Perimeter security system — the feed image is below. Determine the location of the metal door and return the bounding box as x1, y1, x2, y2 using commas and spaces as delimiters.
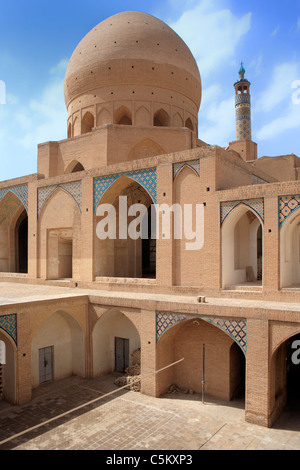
115, 337, 129, 372
39, 346, 53, 383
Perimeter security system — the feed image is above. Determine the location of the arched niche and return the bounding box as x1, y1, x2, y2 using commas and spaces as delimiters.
222, 204, 263, 289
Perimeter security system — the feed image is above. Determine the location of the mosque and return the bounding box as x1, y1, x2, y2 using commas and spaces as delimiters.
0, 10, 300, 428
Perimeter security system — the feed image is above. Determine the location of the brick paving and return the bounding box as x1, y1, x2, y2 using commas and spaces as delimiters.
0, 374, 300, 450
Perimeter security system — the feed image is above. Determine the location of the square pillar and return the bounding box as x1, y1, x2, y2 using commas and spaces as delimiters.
16, 313, 32, 405
140, 309, 157, 397
245, 318, 271, 427
262, 195, 279, 292
80, 175, 94, 283
27, 181, 38, 278
155, 163, 174, 287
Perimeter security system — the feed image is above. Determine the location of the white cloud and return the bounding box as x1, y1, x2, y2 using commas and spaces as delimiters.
255, 62, 300, 141
0, 59, 68, 178
169, 0, 252, 81
15, 61, 68, 149
256, 102, 300, 141
255, 61, 300, 113
198, 85, 235, 145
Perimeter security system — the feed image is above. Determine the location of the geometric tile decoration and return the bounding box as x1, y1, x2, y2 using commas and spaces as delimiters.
0, 184, 28, 213
156, 311, 189, 340
235, 90, 251, 141
173, 159, 200, 181
156, 311, 247, 354
221, 198, 264, 226
0, 314, 17, 345
199, 316, 247, 354
278, 195, 300, 229
93, 167, 157, 212
38, 181, 82, 217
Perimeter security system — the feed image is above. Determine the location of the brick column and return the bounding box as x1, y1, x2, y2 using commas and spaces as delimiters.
155, 163, 174, 287
27, 181, 38, 278
140, 309, 157, 397
16, 313, 32, 405
245, 317, 271, 427
262, 195, 279, 292
80, 175, 94, 283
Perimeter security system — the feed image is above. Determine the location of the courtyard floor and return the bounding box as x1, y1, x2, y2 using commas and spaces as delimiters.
0, 373, 300, 451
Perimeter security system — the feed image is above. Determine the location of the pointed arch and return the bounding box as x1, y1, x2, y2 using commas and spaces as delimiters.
114, 106, 132, 125
221, 203, 263, 288
65, 160, 85, 174
92, 308, 141, 376
0, 328, 17, 404
97, 107, 111, 127
30, 310, 85, 389
38, 183, 82, 218
135, 105, 151, 126
185, 117, 194, 131
127, 139, 165, 161
173, 112, 184, 128
156, 316, 246, 401
153, 108, 170, 127
81, 111, 94, 134
0, 192, 28, 273
94, 175, 156, 279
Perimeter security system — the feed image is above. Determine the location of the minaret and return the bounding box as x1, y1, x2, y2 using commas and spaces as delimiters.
229, 63, 257, 161
234, 63, 251, 141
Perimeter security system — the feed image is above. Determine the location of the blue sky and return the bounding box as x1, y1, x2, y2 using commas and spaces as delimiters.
0, 0, 299, 180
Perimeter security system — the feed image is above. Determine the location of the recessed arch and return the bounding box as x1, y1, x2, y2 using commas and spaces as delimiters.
271, 330, 300, 422
153, 108, 170, 127
222, 204, 263, 288
65, 160, 85, 174
172, 112, 183, 128
135, 105, 151, 126
92, 308, 141, 377
38, 185, 81, 219
94, 175, 156, 279
185, 117, 194, 131
0, 329, 17, 404
156, 317, 245, 402
30, 310, 85, 389
127, 139, 165, 161
114, 106, 132, 125
97, 107, 111, 127
0, 193, 28, 273
81, 111, 94, 134
37, 187, 81, 280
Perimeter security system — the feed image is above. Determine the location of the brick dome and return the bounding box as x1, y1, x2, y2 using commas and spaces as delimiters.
64, 11, 201, 136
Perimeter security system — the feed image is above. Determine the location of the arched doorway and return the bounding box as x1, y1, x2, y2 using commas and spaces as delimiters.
271, 332, 300, 420
0, 193, 28, 274
15, 209, 28, 273
156, 318, 246, 404
0, 330, 17, 404
94, 176, 156, 279
222, 204, 263, 288
92, 309, 140, 377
